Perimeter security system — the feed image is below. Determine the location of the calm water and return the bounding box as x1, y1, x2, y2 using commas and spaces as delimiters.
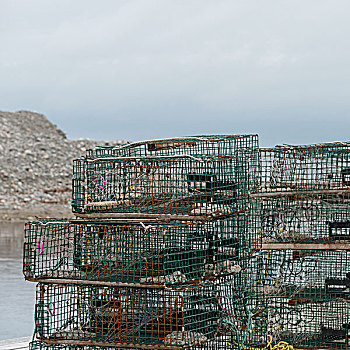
0, 221, 35, 340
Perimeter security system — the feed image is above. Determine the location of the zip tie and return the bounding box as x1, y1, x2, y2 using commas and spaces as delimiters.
218, 296, 230, 311
37, 241, 44, 255
48, 302, 55, 316
140, 222, 155, 232
96, 175, 106, 189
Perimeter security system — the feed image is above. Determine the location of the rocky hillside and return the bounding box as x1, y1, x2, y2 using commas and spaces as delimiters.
0, 110, 126, 220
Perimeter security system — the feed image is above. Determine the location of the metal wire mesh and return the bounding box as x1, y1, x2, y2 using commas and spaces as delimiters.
86, 135, 259, 158
249, 194, 350, 245
260, 296, 350, 349
256, 146, 350, 195
35, 282, 220, 349
72, 153, 258, 217
27, 135, 260, 349
23, 218, 247, 285
248, 144, 350, 249
260, 249, 350, 300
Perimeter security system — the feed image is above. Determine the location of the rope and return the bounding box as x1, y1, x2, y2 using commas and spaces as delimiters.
228, 334, 300, 350
266, 335, 295, 350
221, 310, 253, 350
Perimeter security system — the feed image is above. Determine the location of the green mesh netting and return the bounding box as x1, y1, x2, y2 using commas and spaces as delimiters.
72, 152, 258, 217
23, 217, 248, 285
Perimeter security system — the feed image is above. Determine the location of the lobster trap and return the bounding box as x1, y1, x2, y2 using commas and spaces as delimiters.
256, 145, 350, 195
260, 249, 350, 301
249, 144, 350, 247
72, 153, 258, 217
35, 282, 220, 349
250, 194, 350, 246
23, 218, 247, 285
86, 135, 259, 158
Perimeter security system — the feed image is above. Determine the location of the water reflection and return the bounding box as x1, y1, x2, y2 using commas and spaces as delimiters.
0, 221, 35, 340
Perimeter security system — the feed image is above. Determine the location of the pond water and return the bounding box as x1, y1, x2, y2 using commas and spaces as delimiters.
0, 221, 35, 340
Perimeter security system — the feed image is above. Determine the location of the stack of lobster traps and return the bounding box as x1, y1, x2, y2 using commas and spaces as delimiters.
225, 142, 350, 349
23, 135, 259, 350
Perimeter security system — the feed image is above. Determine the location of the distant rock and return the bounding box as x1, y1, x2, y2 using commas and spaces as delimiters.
0, 110, 127, 219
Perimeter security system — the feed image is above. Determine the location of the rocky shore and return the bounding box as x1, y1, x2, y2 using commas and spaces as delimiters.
0, 111, 126, 220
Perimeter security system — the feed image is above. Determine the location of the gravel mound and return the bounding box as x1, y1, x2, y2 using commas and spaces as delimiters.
0, 110, 126, 220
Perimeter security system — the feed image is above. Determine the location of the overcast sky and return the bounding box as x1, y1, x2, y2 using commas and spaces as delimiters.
1, 0, 350, 146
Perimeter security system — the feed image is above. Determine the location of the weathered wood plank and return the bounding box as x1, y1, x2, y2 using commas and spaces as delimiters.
0, 337, 30, 350
42, 338, 193, 350
250, 188, 350, 198
261, 243, 350, 250
70, 218, 163, 224
75, 212, 210, 221
26, 278, 167, 289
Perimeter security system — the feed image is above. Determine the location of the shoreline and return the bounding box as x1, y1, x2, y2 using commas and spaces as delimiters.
0, 203, 74, 221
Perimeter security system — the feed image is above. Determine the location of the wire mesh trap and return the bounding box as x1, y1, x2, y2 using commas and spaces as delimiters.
214, 261, 264, 349
259, 249, 350, 301
256, 145, 350, 195
72, 153, 258, 217
35, 282, 220, 349
86, 135, 259, 158
249, 144, 350, 247
23, 217, 247, 285
249, 194, 350, 245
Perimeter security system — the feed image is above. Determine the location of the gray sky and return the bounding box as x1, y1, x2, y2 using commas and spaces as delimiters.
1, 0, 350, 146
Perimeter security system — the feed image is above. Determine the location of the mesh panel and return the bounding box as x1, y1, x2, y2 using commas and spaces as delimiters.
72, 153, 258, 216
24, 218, 247, 285
250, 195, 350, 245
256, 146, 350, 194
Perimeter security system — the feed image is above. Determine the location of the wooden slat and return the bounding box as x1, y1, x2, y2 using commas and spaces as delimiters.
250, 188, 350, 198
75, 212, 210, 221
0, 337, 30, 350
41, 338, 191, 350
70, 218, 163, 224
261, 243, 350, 250
26, 278, 167, 289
